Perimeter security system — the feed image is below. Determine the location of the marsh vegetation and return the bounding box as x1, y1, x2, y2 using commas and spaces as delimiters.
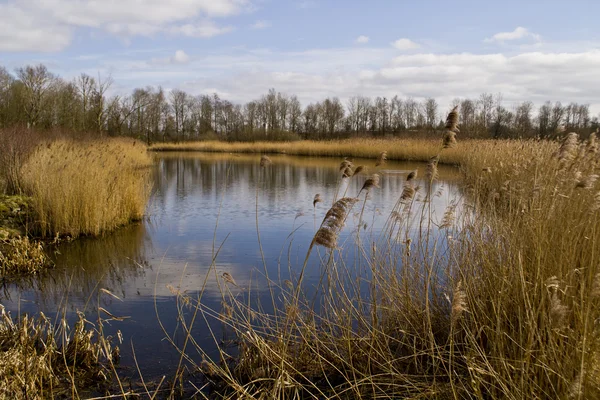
1, 98, 599, 399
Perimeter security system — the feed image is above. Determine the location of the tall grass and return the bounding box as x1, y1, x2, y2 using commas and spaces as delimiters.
20, 138, 151, 238
158, 120, 600, 398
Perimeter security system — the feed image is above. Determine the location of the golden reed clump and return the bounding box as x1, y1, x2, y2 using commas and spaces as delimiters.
20, 138, 151, 238
313, 197, 359, 249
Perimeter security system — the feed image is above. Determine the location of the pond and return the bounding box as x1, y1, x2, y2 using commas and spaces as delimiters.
1, 152, 462, 386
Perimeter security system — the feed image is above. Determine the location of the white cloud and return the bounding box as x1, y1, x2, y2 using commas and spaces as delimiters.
139, 49, 600, 114
170, 21, 234, 38
251, 20, 271, 29
355, 35, 370, 44
0, 3, 72, 52
149, 50, 192, 65
485, 27, 542, 44
0, 0, 247, 52
392, 38, 420, 51
173, 50, 190, 64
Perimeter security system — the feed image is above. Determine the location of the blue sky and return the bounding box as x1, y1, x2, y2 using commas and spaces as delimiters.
2, 0, 600, 112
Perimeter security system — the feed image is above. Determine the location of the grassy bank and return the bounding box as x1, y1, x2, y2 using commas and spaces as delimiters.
162, 119, 600, 398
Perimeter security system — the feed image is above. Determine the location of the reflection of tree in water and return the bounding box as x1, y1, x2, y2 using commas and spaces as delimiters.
1, 222, 150, 310
151, 153, 462, 214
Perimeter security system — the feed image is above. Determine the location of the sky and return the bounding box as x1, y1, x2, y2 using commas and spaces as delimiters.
1, 0, 600, 113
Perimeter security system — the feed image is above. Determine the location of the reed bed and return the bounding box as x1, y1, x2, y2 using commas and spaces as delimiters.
150, 138, 467, 164
20, 138, 152, 238
158, 112, 600, 399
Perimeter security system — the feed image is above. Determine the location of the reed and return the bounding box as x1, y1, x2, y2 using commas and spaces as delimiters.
20, 138, 152, 238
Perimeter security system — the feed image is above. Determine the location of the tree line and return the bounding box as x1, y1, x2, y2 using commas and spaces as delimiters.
1, 63, 598, 142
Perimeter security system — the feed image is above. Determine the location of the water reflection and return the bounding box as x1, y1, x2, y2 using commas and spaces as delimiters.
2, 152, 462, 381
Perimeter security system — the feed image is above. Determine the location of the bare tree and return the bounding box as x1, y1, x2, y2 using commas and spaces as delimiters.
15, 64, 56, 128
423, 97, 438, 132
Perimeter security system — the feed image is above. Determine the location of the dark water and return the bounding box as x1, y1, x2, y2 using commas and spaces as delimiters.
1, 152, 462, 383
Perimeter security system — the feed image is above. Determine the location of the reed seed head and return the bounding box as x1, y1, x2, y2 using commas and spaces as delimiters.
558, 132, 579, 166
443, 131, 457, 149
313, 197, 359, 249
360, 173, 380, 194
426, 156, 439, 181
407, 169, 418, 182
586, 132, 598, 155
260, 155, 272, 167
576, 174, 598, 190
313, 193, 323, 208
400, 185, 416, 202
451, 280, 468, 324
445, 106, 459, 133
549, 292, 568, 329
340, 159, 353, 171
222, 272, 238, 286
375, 151, 387, 167
352, 165, 365, 176
342, 166, 353, 178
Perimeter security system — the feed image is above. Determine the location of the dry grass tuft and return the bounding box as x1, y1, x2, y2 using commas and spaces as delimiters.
0, 307, 118, 399
0, 237, 52, 277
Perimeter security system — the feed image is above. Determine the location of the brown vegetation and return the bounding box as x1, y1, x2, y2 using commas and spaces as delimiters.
159, 110, 600, 399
